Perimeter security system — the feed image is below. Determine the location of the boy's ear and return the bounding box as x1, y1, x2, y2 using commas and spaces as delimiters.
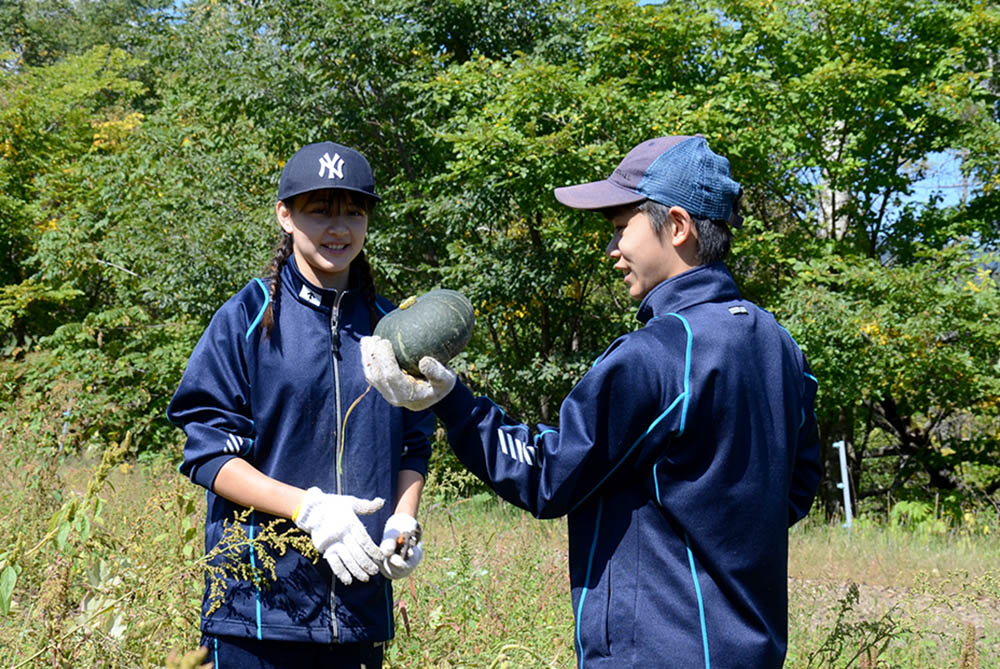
276, 200, 295, 234
667, 206, 696, 248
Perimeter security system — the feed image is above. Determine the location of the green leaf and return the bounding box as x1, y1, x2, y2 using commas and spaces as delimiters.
0, 565, 17, 616
56, 521, 72, 551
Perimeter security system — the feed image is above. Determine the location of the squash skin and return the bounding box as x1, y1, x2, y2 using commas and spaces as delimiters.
373, 289, 475, 376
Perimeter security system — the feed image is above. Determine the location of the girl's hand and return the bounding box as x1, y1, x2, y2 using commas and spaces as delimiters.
378, 513, 424, 580
293, 487, 385, 585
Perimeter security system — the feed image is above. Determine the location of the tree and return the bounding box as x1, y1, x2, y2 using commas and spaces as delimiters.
0, 45, 145, 347
777, 247, 1000, 509
1, 0, 997, 514
698, 0, 1000, 513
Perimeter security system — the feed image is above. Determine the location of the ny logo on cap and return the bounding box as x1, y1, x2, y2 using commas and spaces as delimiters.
318, 152, 345, 180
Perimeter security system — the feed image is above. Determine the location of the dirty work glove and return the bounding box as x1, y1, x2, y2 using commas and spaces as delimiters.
378, 513, 424, 580
361, 336, 456, 411
293, 487, 385, 586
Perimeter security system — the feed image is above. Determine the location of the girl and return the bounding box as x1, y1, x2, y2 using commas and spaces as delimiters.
167, 141, 433, 668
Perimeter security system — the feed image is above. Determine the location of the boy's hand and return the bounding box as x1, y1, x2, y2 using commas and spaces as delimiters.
293, 487, 385, 585
361, 336, 456, 411
378, 513, 424, 580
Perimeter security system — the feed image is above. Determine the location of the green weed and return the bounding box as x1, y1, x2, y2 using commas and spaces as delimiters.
0, 429, 308, 667
805, 582, 905, 667
787, 517, 1000, 668
1, 432, 998, 667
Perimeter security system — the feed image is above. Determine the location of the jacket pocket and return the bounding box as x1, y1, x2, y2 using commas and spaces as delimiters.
576, 561, 611, 658
573, 499, 611, 659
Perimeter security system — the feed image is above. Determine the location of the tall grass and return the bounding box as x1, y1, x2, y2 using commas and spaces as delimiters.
386, 495, 575, 668
787, 514, 1000, 667
0, 432, 207, 667
0, 429, 997, 667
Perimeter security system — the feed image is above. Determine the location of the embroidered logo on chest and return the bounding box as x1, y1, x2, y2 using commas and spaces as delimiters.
299, 284, 322, 306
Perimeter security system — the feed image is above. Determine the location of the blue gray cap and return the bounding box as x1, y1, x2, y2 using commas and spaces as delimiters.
553, 135, 743, 227
277, 141, 381, 203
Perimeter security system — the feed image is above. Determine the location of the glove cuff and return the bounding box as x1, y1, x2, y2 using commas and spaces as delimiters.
294, 487, 324, 529
384, 512, 419, 534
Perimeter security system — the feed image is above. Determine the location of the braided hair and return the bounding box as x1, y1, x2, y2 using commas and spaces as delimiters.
262, 191, 381, 337
261, 231, 294, 337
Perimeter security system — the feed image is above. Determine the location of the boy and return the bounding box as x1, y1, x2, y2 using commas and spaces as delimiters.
363, 135, 821, 667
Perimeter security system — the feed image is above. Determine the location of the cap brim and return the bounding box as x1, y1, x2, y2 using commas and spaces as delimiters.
278, 185, 382, 203
553, 179, 646, 211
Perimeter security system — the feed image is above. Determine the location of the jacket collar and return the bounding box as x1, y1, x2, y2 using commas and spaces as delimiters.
636, 262, 741, 323
282, 255, 358, 310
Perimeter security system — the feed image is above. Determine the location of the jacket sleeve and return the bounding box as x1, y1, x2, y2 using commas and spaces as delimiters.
167, 293, 259, 491
432, 332, 685, 518
788, 359, 822, 526
399, 408, 435, 478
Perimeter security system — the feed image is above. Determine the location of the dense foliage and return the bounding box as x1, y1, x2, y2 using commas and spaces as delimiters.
1, 0, 998, 517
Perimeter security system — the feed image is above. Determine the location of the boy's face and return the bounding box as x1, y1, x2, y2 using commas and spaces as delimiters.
276, 189, 369, 291
605, 208, 676, 301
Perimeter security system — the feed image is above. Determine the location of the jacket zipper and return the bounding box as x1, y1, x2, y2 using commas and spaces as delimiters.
331, 290, 346, 494
328, 289, 346, 642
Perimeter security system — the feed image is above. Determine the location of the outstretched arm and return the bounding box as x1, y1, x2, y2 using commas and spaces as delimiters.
363, 333, 686, 519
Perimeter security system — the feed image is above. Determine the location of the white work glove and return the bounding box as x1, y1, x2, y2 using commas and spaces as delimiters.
293, 487, 385, 586
360, 336, 457, 411
378, 513, 424, 580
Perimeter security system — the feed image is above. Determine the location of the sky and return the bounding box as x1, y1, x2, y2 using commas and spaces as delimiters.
902, 151, 973, 209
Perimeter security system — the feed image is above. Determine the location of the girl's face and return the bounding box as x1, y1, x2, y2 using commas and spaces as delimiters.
276, 189, 370, 291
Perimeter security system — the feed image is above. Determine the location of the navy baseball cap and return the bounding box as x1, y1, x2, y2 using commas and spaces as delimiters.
554, 135, 743, 227
277, 141, 381, 203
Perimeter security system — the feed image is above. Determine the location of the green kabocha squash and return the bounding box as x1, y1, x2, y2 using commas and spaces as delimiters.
373, 288, 475, 376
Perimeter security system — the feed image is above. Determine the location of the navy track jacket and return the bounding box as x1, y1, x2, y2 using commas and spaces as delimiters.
432, 263, 821, 668
167, 257, 434, 644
